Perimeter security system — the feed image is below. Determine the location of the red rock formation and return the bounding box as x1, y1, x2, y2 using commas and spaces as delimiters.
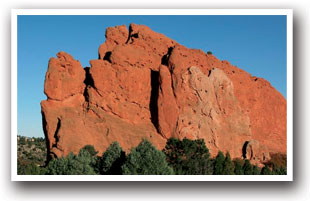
41, 23, 286, 164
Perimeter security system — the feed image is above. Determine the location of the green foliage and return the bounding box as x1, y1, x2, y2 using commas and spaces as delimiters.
266, 153, 287, 175
234, 160, 244, 175
122, 139, 174, 175
222, 152, 234, 175
17, 160, 44, 175
253, 165, 260, 175
267, 153, 287, 168
207, 51, 213, 55
81, 145, 98, 157
213, 151, 225, 175
100, 142, 126, 175
163, 138, 213, 175
272, 167, 287, 175
261, 164, 272, 175
243, 160, 253, 175
46, 149, 97, 175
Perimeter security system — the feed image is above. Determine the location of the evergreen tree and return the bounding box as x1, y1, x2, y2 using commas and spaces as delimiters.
243, 160, 253, 175
222, 152, 234, 175
17, 160, 43, 175
46, 149, 97, 175
234, 160, 244, 175
122, 139, 174, 175
261, 164, 272, 175
163, 138, 213, 175
213, 151, 225, 175
80, 145, 98, 157
272, 167, 287, 175
100, 142, 126, 175
252, 165, 260, 175
80, 145, 100, 174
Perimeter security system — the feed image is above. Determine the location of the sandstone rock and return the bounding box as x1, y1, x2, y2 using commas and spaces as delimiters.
44, 52, 85, 101
41, 24, 287, 163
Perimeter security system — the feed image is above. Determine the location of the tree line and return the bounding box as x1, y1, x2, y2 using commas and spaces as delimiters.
18, 138, 287, 175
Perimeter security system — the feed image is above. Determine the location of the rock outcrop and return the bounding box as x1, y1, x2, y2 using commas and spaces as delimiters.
41, 24, 287, 164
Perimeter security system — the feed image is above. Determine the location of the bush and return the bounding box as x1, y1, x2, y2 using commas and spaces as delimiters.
243, 160, 253, 175
261, 164, 272, 175
17, 160, 43, 175
80, 145, 98, 157
46, 149, 97, 175
122, 139, 174, 175
207, 51, 213, 55
222, 152, 234, 175
163, 138, 213, 175
100, 142, 126, 175
234, 160, 244, 175
213, 151, 225, 175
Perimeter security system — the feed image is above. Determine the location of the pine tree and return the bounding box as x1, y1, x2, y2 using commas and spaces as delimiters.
122, 139, 174, 175
222, 152, 234, 175
243, 160, 253, 175
261, 164, 272, 175
163, 138, 213, 175
234, 160, 244, 175
46, 148, 97, 175
213, 151, 225, 175
100, 142, 126, 175
252, 165, 260, 175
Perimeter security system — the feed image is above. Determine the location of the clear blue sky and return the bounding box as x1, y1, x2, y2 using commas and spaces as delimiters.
17, 15, 287, 137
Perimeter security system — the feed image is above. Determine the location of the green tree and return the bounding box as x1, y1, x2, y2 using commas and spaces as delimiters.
222, 152, 234, 175
213, 151, 225, 175
80, 145, 98, 157
234, 160, 244, 175
261, 164, 272, 175
243, 160, 253, 175
272, 167, 287, 175
163, 138, 213, 175
100, 142, 126, 175
17, 160, 42, 175
122, 139, 174, 175
253, 165, 260, 175
46, 149, 97, 175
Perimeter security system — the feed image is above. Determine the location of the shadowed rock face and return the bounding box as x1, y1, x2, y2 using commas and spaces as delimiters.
41, 23, 287, 164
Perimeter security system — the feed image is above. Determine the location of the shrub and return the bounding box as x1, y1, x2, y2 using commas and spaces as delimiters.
222, 152, 234, 175
253, 165, 260, 175
122, 139, 174, 175
243, 160, 253, 175
234, 160, 244, 175
46, 149, 97, 175
261, 164, 272, 175
80, 145, 98, 157
100, 142, 126, 175
163, 138, 213, 175
213, 151, 225, 175
207, 51, 213, 55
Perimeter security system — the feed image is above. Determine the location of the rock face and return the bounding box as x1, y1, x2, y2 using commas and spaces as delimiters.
41, 24, 287, 164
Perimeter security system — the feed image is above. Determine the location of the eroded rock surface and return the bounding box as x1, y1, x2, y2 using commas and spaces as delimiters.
41, 23, 287, 164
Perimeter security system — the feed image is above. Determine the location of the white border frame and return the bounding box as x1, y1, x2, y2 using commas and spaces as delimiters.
11, 9, 293, 181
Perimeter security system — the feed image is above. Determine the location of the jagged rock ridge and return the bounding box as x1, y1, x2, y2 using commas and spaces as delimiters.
41, 24, 287, 164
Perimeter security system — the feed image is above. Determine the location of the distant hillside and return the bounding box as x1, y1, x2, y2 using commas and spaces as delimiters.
17, 135, 47, 175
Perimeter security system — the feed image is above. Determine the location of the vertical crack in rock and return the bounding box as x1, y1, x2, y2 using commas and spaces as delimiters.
52, 118, 61, 148
41, 111, 52, 163
150, 70, 160, 133
242, 141, 249, 159
126, 25, 139, 44
83, 67, 95, 110
161, 46, 174, 66
161, 46, 177, 99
